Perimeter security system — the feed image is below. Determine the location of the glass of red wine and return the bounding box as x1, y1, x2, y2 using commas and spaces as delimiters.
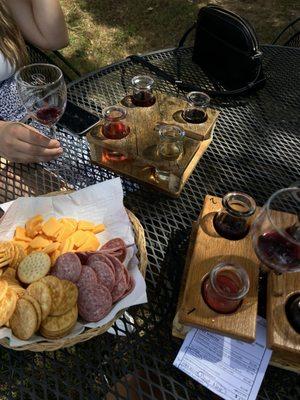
202, 262, 250, 314
252, 187, 300, 295
182, 91, 210, 124
15, 63, 67, 139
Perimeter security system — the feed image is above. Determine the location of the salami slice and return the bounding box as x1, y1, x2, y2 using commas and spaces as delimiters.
100, 238, 127, 262
78, 283, 112, 322
89, 261, 115, 292
76, 252, 90, 265
86, 253, 115, 275
101, 238, 126, 252
120, 276, 135, 300
123, 266, 130, 286
77, 265, 97, 289
111, 271, 127, 303
51, 252, 82, 283
104, 254, 125, 284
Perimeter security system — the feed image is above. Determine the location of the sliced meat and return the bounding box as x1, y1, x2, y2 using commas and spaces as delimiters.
100, 238, 127, 262
78, 283, 112, 322
87, 253, 115, 275
89, 261, 115, 292
120, 276, 135, 300
104, 254, 125, 284
111, 271, 127, 303
51, 252, 82, 283
123, 267, 130, 286
77, 265, 98, 289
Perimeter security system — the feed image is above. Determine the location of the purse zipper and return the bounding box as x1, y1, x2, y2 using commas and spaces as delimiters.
203, 6, 261, 57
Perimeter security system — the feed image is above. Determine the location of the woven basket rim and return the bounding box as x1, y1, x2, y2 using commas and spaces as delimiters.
0, 192, 147, 352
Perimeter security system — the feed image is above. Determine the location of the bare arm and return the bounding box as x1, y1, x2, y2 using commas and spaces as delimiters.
6, 0, 69, 51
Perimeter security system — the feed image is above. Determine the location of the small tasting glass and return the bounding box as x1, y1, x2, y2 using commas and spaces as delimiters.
131, 75, 156, 107
213, 192, 256, 240
155, 124, 185, 180
101, 106, 130, 161
182, 91, 210, 124
202, 262, 250, 314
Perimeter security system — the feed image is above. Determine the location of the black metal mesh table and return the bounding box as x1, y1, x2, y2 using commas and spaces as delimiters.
0, 45, 300, 400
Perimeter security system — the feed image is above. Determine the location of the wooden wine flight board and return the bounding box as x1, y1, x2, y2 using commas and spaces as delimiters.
87, 92, 219, 197
173, 195, 300, 372
177, 195, 259, 342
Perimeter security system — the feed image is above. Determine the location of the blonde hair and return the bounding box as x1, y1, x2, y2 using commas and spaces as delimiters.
0, 1, 28, 68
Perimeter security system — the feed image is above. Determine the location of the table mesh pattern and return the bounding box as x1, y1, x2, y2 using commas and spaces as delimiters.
0, 46, 299, 399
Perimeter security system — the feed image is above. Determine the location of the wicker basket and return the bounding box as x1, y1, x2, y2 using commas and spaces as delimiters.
0, 208, 147, 352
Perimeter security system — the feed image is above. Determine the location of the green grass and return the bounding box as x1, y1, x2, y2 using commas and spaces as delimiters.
60, 0, 299, 74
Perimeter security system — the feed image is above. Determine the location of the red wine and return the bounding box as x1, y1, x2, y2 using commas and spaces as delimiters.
131, 92, 156, 107
202, 274, 242, 314
285, 294, 300, 334
257, 230, 300, 272
213, 212, 249, 240
182, 109, 207, 124
35, 106, 61, 126
102, 122, 130, 140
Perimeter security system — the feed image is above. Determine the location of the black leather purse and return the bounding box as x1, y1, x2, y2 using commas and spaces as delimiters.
129, 5, 265, 97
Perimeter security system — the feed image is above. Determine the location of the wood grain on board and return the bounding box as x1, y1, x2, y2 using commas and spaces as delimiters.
87, 92, 219, 197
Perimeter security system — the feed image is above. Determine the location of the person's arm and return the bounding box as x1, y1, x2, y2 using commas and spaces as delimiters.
0, 121, 63, 164
6, 0, 69, 51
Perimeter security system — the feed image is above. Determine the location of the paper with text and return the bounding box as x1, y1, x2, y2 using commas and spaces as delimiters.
174, 317, 272, 400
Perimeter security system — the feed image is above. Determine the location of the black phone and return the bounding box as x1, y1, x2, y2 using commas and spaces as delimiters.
57, 101, 100, 135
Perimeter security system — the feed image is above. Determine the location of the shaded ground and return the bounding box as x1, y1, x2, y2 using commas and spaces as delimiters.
60, 0, 299, 74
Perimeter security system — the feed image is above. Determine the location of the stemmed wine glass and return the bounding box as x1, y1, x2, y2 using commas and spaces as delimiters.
15, 63, 67, 139
252, 187, 300, 295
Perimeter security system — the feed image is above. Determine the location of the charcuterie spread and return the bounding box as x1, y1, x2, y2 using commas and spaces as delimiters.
0, 215, 135, 341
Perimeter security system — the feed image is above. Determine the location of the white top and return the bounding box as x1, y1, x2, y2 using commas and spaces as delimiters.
0, 52, 15, 82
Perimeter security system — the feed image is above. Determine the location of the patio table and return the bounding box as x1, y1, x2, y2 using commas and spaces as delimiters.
0, 45, 299, 400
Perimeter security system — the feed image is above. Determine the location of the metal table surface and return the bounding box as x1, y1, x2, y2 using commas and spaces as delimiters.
0, 45, 299, 400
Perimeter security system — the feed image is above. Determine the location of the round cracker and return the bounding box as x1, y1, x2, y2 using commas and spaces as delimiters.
2, 267, 16, 280
51, 280, 78, 317
0, 288, 17, 326
2, 280, 25, 298
26, 281, 52, 321
11, 244, 26, 269
22, 294, 42, 329
40, 276, 64, 316
0, 280, 8, 302
40, 305, 78, 339
17, 252, 51, 284
10, 298, 37, 340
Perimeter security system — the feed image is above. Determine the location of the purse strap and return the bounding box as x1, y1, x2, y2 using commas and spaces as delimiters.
128, 24, 264, 97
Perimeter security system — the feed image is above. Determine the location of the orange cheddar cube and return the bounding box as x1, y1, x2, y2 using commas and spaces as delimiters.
60, 236, 75, 254
60, 218, 77, 230
42, 217, 62, 238
93, 224, 105, 234
69, 230, 88, 248
14, 227, 32, 242
29, 236, 52, 249
12, 239, 29, 250
43, 242, 61, 254
77, 220, 95, 231
25, 215, 43, 238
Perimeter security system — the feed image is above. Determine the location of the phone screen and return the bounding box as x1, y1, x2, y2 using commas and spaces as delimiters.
57, 101, 100, 135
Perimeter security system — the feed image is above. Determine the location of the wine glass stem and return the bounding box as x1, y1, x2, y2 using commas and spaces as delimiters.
49, 125, 57, 140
